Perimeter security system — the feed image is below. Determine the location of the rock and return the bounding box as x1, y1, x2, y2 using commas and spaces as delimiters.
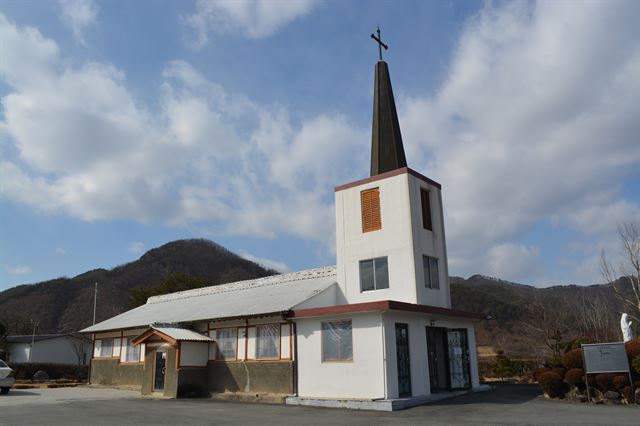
635, 388, 640, 405
32, 370, 49, 381
604, 390, 620, 399
579, 394, 588, 403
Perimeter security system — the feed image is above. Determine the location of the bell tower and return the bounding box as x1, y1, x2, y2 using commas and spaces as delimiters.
334, 30, 451, 308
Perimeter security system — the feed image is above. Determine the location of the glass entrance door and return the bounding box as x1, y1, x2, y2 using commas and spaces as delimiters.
447, 329, 471, 389
153, 349, 167, 392
395, 323, 411, 397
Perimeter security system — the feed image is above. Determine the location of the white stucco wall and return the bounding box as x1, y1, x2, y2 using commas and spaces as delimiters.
180, 342, 209, 367
295, 312, 386, 399
335, 173, 418, 305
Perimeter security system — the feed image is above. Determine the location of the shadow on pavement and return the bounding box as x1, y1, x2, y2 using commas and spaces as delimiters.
1, 390, 40, 397
427, 383, 541, 406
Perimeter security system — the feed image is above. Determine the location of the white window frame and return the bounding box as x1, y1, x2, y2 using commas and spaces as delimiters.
359, 256, 389, 292
99, 338, 114, 358
124, 337, 141, 363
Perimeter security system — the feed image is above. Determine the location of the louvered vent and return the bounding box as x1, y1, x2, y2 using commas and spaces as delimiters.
361, 187, 381, 233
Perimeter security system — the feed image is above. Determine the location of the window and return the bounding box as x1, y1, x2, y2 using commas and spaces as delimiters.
420, 188, 433, 231
361, 187, 381, 232
359, 257, 389, 291
124, 337, 140, 362
322, 320, 353, 362
256, 324, 280, 359
99, 338, 113, 357
216, 328, 238, 360
423, 255, 440, 289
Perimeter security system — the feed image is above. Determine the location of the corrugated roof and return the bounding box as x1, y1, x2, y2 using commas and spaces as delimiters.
6, 334, 67, 344
81, 266, 337, 333
152, 326, 213, 342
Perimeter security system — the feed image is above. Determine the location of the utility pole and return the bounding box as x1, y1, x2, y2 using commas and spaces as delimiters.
28, 319, 38, 363
92, 282, 98, 325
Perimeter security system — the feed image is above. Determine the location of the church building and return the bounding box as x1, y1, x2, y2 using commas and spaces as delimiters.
81, 34, 486, 410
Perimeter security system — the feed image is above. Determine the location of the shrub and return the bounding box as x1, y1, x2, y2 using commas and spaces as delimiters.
622, 386, 634, 403
594, 373, 616, 392
626, 339, 640, 358
538, 371, 564, 398
631, 355, 640, 375
552, 367, 566, 378
491, 350, 514, 379
564, 337, 592, 353
612, 375, 630, 391
562, 348, 583, 370
533, 367, 551, 382
564, 368, 585, 387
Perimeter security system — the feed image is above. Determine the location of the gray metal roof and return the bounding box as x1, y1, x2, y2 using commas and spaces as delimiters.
81, 266, 337, 333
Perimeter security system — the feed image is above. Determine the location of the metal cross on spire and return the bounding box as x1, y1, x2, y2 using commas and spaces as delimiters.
370, 26, 388, 61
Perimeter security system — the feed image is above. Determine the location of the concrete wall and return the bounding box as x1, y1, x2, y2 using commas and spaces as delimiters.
178, 367, 208, 397
295, 312, 385, 399
207, 361, 294, 394
90, 358, 144, 388
180, 342, 208, 367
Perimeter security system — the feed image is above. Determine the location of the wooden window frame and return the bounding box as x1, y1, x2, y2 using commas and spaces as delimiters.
121, 336, 143, 364
361, 187, 382, 233
420, 187, 433, 231
97, 338, 115, 358
255, 323, 281, 360
321, 319, 353, 363
214, 327, 238, 361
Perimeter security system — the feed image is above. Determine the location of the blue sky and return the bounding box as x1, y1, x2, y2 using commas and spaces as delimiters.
1, 0, 638, 291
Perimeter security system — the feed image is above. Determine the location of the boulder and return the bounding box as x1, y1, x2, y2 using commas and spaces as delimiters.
604, 390, 620, 399
32, 370, 49, 381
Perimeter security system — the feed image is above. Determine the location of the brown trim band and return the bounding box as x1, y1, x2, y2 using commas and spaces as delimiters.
334, 167, 442, 192
288, 300, 484, 320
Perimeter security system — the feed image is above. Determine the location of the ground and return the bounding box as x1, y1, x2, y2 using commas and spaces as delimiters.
0, 384, 638, 425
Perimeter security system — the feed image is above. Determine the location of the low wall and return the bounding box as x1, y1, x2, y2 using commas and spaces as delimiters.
178, 367, 208, 397
208, 361, 294, 394
90, 359, 143, 388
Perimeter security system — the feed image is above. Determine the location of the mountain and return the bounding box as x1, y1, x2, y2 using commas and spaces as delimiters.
0, 239, 276, 336
1, 240, 628, 360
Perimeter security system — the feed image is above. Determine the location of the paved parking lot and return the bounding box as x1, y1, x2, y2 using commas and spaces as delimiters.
0, 384, 638, 425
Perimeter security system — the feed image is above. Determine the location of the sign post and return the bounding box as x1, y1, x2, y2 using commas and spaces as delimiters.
581, 342, 633, 403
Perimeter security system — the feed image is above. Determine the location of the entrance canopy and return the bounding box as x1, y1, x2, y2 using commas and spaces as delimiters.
131, 325, 213, 346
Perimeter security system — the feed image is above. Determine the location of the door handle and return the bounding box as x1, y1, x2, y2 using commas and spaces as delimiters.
162, 367, 166, 374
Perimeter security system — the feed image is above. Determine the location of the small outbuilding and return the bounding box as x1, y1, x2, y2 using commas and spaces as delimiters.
5, 334, 89, 365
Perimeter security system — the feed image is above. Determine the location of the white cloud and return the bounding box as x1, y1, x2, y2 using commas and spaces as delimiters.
400, 1, 640, 283
58, 0, 98, 44
185, 0, 317, 47
238, 250, 289, 272
128, 241, 146, 254
55, 247, 67, 255
0, 15, 362, 251
9, 265, 32, 275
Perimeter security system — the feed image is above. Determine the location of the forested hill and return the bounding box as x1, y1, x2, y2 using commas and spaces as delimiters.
0, 239, 276, 335
1, 239, 630, 359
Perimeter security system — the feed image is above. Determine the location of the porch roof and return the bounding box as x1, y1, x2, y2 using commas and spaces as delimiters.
132, 325, 214, 346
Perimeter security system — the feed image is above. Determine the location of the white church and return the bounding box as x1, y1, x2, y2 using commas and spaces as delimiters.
82, 39, 485, 411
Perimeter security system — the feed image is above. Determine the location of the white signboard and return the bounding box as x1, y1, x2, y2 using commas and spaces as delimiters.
582, 342, 630, 374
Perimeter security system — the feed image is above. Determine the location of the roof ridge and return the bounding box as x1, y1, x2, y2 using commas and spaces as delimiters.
146, 265, 337, 305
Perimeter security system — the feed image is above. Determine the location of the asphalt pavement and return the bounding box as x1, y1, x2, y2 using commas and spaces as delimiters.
0, 384, 638, 425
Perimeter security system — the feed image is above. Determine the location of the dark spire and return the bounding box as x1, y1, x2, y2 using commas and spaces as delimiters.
370, 29, 407, 176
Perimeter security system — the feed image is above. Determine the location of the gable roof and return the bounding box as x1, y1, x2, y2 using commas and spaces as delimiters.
131, 325, 214, 346
81, 266, 337, 333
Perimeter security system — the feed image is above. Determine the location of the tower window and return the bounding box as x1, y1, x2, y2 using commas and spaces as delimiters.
361, 187, 381, 233
423, 255, 439, 289
360, 257, 389, 291
420, 188, 433, 231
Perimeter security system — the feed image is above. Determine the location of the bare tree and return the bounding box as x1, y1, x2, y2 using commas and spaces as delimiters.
69, 333, 88, 367
600, 221, 640, 325
571, 289, 617, 342
524, 292, 571, 360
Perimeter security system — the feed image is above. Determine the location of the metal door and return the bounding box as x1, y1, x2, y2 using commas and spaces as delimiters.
153, 349, 167, 392
447, 329, 471, 389
426, 327, 449, 392
395, 323, 411, 397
